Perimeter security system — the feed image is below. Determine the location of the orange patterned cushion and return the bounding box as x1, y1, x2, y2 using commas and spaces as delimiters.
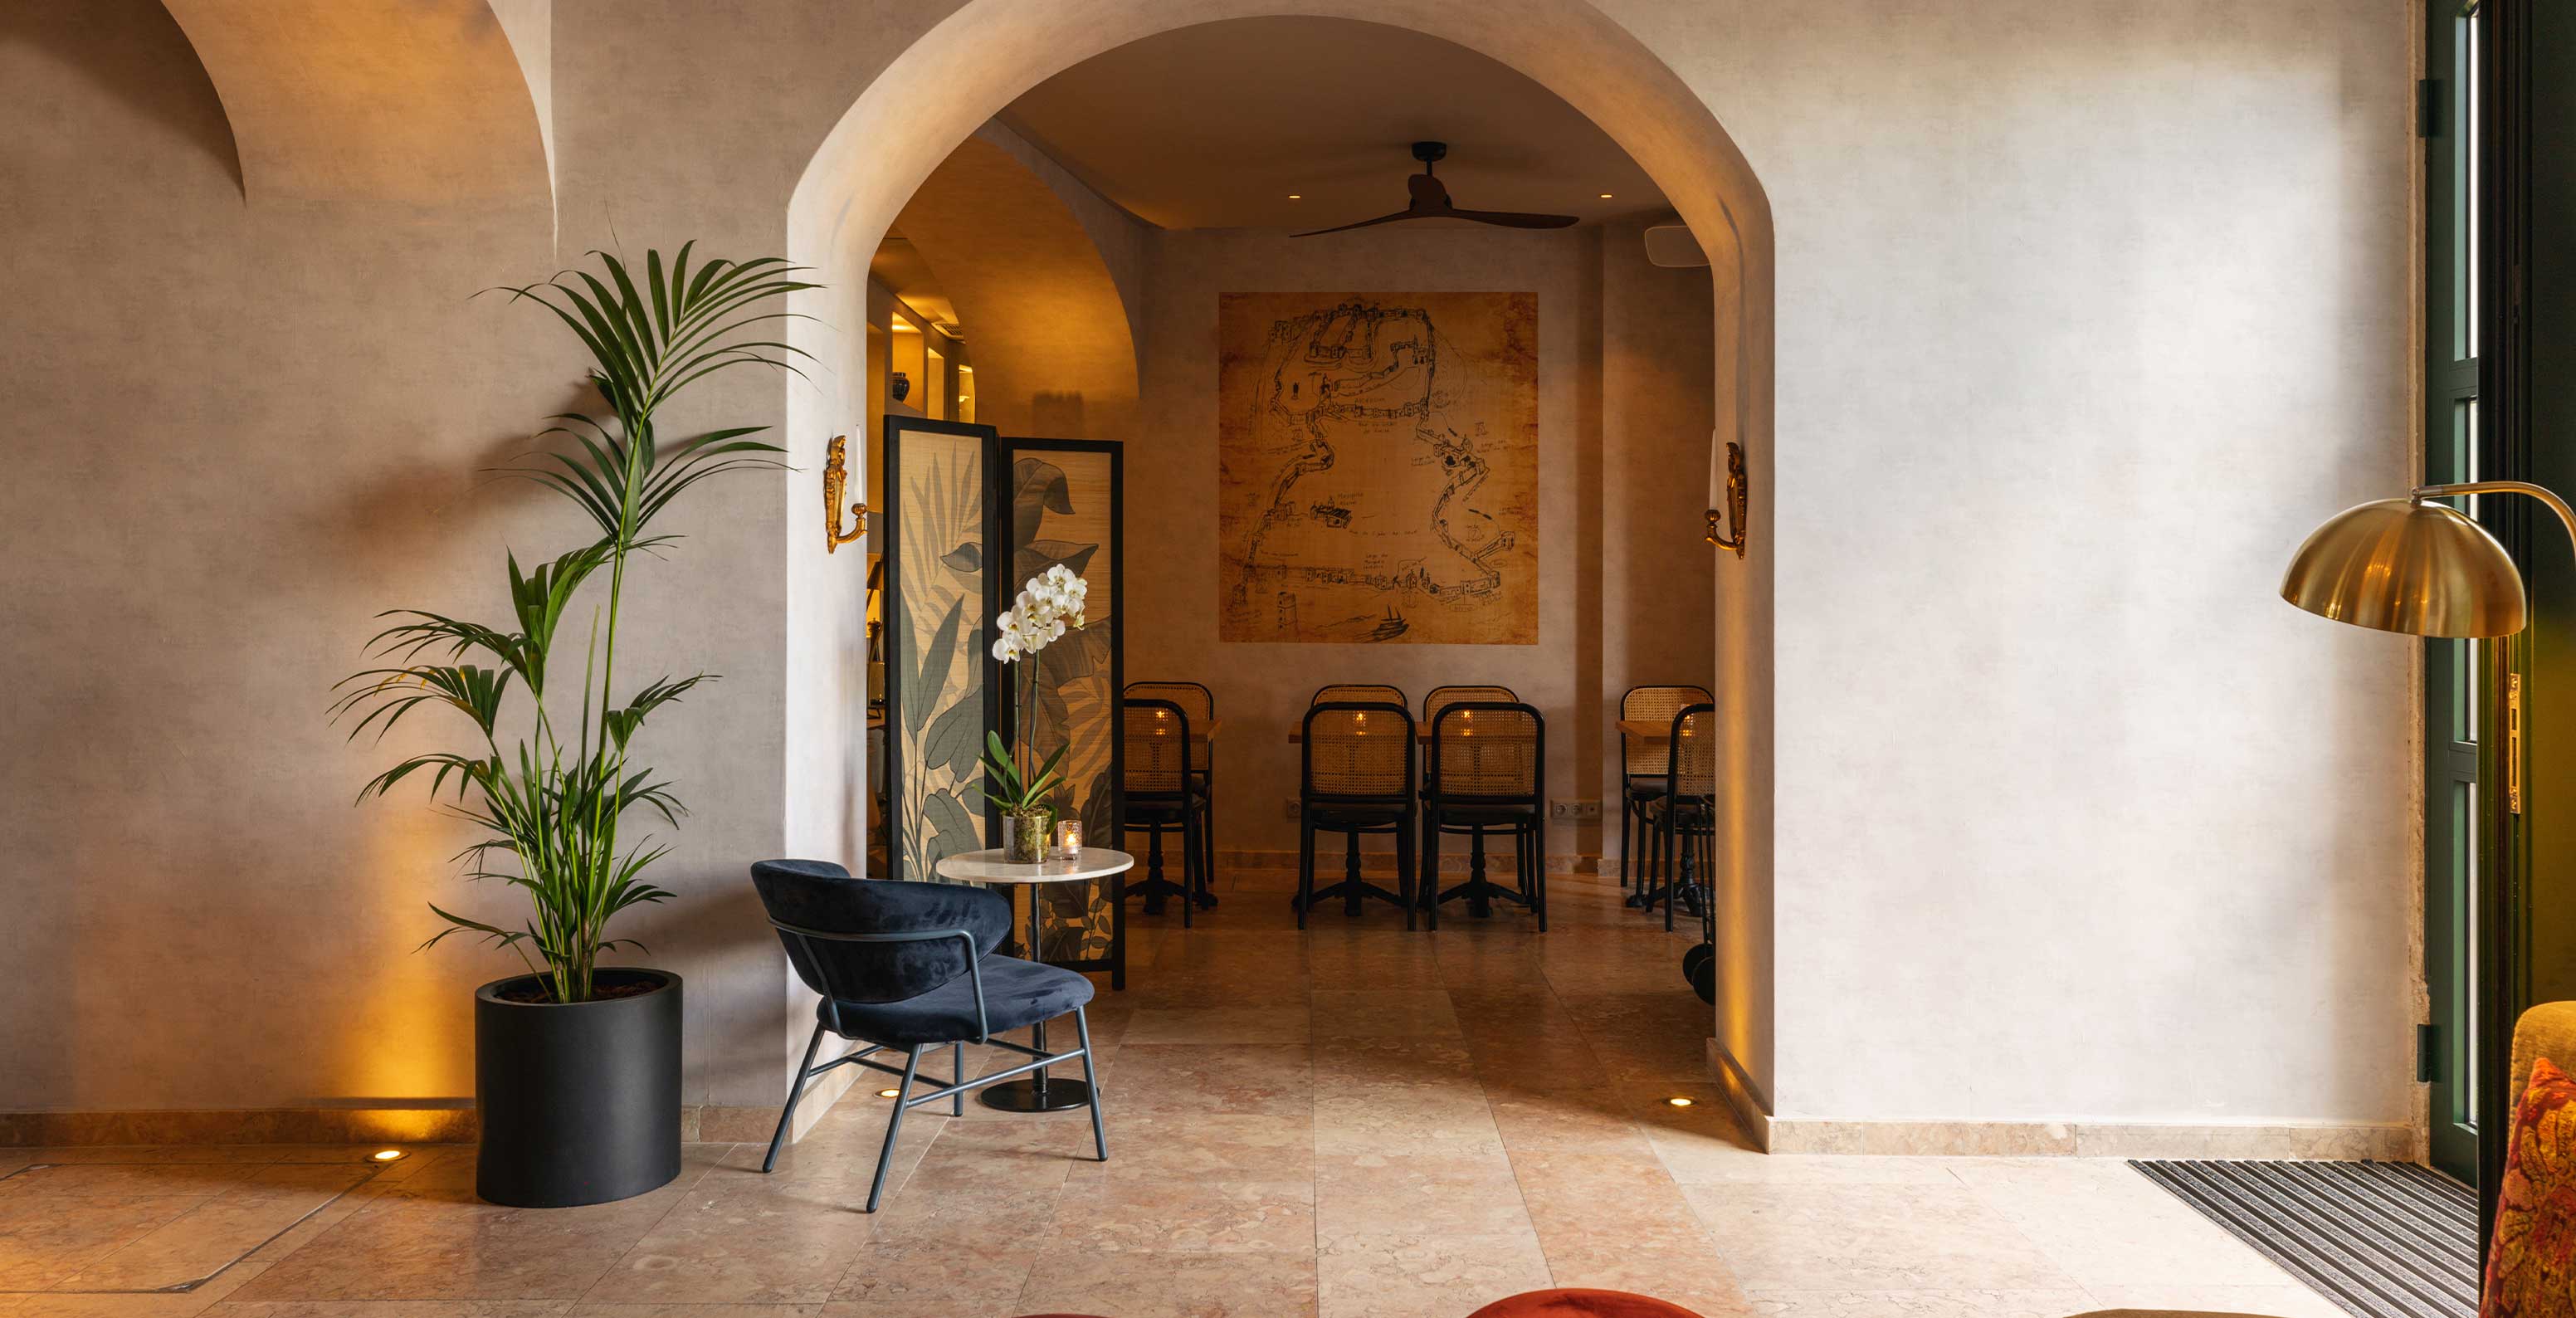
2486, 1056, 2576, 1318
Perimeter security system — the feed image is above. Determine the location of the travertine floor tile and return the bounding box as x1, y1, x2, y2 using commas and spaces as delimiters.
1682, 1184, 2079, 1293
1017, 1247, 1318, 1318
1739, 1288, 2096, 1318
0, 873, 2347, 1318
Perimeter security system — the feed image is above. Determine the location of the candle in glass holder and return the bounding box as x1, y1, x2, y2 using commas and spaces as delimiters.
1055, 819, 1084, 858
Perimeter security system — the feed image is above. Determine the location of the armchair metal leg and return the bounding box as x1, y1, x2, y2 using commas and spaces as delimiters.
1075, 1006, 1108, 1162
865, 1046, 925, 1213
762, 1021, 827, 1173
951, 1041, 965, 1116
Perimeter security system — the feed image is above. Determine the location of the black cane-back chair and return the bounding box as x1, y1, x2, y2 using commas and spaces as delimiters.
1619, 685, 1710, 897
1125, 681, 1218, 909
749, 860, 1105, 1211
1423, 685, 1517, 725
1297, 701, 1418, 929
1313, 682, 1408, 706
1421, 701, 1545, 931
1643, 705, 1719, 932
1120, 696, 1210, 924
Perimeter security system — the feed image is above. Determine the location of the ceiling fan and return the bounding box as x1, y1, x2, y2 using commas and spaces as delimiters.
1292, 141, 1578, 237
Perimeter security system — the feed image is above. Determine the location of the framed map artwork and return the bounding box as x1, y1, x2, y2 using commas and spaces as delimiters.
1217, 291, 1539, 645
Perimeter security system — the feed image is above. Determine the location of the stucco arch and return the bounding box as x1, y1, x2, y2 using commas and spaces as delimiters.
895, 131, 1143, 440
155, 0, 551, 207
782, 0, 1776, 1119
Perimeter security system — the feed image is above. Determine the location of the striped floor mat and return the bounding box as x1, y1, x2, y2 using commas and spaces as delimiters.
2130, 1159, 2477, 1318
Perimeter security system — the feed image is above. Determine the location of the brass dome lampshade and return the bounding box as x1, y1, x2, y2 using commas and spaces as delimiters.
2281, 481, 2572, 639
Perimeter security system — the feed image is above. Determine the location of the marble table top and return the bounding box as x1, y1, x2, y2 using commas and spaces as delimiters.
932, 847, 1135, 885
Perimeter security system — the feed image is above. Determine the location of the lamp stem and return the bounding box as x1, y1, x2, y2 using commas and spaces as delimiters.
2417, 480, 2576, 547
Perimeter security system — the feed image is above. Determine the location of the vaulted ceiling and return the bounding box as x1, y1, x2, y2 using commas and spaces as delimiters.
997, 16, 1666, 232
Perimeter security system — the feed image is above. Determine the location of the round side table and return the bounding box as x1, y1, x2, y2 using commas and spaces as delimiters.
933, 847, 1134, 1113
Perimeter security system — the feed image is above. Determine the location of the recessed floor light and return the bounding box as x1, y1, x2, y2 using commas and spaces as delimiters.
877, 1088, 902, 1099
370, 1149, 407, 1162
1665, 1096, 1694, 1107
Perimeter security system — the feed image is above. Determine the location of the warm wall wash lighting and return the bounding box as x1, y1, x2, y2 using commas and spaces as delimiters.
371, 1149, 406, 1162
2280, 480, 2569, 637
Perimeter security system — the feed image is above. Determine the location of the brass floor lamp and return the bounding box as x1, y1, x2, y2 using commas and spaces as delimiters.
2281, 481, 2561, 637
2281, 477, 2561, 1228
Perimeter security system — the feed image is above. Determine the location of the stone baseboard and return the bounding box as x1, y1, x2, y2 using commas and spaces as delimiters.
1763, 1116, 2414, 1160
1705, 1037, 1772, 1150
1, 1101, 816, 1149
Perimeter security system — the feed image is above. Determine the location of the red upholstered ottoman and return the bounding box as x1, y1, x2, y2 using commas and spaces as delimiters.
1467, 1289, 1707, 1318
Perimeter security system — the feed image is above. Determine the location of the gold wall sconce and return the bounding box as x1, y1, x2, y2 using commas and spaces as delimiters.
1706, 442, 1749, 559
822, 434, 870, 553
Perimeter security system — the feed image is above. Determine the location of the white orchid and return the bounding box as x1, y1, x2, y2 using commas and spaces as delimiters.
978, 569, 1094, 823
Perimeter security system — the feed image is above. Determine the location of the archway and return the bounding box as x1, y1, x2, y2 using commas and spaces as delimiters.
155, 0, 551, 208
782, 0, 1777, 1127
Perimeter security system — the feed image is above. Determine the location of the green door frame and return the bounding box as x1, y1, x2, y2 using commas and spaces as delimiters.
2423, 0, 2486, 1187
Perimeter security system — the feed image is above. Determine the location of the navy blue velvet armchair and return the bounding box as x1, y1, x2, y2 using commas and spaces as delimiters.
750, 859, 1106, 1210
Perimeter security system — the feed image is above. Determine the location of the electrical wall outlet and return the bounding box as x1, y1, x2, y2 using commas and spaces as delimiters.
1549, 799, 1603, 821
1283, 796, 1300, 820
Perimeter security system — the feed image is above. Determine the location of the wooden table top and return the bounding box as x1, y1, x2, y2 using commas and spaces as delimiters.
1617, 718, 1705, 742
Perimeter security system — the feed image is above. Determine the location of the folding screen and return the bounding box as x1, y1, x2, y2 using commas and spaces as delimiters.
881, 417, 1001, 884
881, 421, 1126, 985
998, 438, 1125, 976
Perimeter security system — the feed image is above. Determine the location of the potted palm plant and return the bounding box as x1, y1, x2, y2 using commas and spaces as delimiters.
334, 245, 811, 1207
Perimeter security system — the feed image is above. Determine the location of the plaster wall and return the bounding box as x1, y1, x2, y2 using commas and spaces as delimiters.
0, 0, 2420, 1141
1676, 0, 2420, 1125
1126, 226, 1714, 866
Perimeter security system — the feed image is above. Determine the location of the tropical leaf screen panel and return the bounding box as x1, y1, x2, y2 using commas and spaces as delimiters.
885, 420, 996, 885
1001, 443, 1122, 964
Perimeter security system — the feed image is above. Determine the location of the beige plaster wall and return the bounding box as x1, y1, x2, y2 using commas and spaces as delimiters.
1125, 225, 1714, 866
0, 0, 919, 1117
1601, 217, 1721, 829
1134, 229, 1590, 858
0, 0, 2418, 1143
1682, 0, 2419, 1125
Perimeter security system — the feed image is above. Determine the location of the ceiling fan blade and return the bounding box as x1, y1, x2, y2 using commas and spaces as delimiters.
1291, 208, 1427, 238
1445, 207, 1580, 229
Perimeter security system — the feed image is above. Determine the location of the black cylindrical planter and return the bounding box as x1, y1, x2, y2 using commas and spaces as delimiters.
473, 969, 681, 1208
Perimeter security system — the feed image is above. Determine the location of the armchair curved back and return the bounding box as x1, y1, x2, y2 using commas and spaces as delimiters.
750, 860, 1012, 1004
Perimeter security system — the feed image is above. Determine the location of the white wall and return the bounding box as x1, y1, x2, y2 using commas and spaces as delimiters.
1665, 0, 2420, 1127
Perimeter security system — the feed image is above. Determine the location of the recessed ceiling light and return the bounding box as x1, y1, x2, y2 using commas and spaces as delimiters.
1599, 193, 1616, 199
370, 1149, 406, 1162
1288, 193, 1303, 200
1665, 1096, 1694, 1107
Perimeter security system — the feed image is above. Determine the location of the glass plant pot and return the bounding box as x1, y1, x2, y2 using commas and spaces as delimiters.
1002, 808, 1051, 865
